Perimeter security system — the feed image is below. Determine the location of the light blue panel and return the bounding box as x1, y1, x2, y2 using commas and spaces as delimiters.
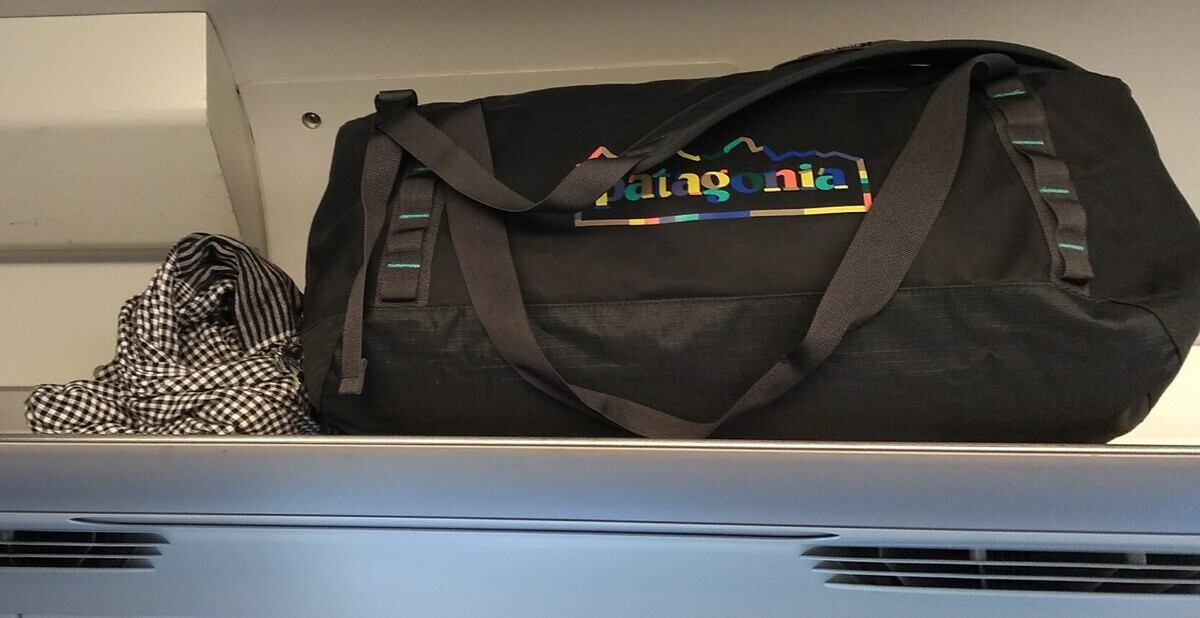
1, 516, 1199, 617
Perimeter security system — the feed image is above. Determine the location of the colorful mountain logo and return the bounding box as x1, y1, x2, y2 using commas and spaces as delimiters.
576, 137, 873, 227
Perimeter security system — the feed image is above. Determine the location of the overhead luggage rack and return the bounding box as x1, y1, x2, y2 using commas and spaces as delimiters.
1, 437, 1200, 615
0, 2, 1197, 616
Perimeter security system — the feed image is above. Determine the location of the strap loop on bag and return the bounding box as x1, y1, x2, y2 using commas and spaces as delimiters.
377, 173, 436, 303
982, 75, 1093, 287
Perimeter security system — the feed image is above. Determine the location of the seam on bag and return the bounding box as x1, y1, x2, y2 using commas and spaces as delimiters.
1102, 298, 1186, 362
369, 281, 1075, 314
318, 286, 1182, 361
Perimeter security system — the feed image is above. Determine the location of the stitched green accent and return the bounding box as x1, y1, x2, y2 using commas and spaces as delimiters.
386, 263, 421, 269
991, 89, 1026, 99
1039, 187, 1071, 195
1011, 140, 1046, 146
1058, 243, 1086, 252
398, 213, 430, 219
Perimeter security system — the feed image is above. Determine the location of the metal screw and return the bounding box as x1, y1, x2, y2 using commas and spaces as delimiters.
301, 112, 322, 129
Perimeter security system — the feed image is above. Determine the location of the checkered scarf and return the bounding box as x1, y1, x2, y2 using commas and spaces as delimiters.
25, 233, 321, 435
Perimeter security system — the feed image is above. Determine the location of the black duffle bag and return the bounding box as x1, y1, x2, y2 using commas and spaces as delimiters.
301, 40, 1200, 441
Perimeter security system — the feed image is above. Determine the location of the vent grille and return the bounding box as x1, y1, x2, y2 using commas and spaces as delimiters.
803, 546, 1200, 595
0, 530, 167, 571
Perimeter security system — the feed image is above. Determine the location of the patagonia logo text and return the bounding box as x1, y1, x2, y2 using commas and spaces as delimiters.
576, 137, 873, 227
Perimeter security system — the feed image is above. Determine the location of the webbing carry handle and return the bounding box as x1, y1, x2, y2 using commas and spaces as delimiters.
374, 40, 1075, 214
440, 55, 1018, 439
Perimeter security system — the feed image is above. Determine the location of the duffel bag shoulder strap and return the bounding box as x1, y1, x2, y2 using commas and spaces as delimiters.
440, 54, 1016, 439
336, 116, 405, 396
374, 40, 1076, 215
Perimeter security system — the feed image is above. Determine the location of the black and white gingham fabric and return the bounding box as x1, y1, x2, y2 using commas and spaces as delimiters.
26, 233, 321, 435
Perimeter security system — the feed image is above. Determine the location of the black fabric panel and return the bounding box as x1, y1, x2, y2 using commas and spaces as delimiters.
428, 205, 468, 305
319, 283, 1176, 442
719, 285, 1176, 442
1036, 71, 1200, 352
907, 95, 1051, 287
304, 117, 373, 323
424, 72, 1050, 306
300, 117, 373, 405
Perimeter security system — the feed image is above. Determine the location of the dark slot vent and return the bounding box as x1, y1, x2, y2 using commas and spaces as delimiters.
802, 546, 1200, 595
1, 530, 167, 571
